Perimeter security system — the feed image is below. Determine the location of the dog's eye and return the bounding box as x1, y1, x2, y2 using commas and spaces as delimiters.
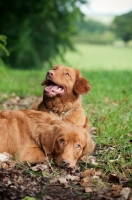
65, 72, 70, 76
53, 67, 57, 70
76, 144, 81, 149
59, 138, 65, 145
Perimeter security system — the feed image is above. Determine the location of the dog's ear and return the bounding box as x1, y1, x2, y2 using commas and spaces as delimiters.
81, 134, 95, 157
39, 125, 60, 155
73, 70, 91, 94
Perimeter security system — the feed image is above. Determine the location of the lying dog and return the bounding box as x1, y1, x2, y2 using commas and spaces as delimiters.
32, 65, 91, 129
0, 110, 95, 167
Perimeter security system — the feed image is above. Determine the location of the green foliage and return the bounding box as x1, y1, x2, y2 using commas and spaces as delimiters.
111, 11, 132, 42
0, 35, 9, 74
0, 35, 9, 56
0, 0, 86, 69
73, 19, 115, 44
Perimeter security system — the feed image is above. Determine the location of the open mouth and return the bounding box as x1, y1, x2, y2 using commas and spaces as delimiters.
44, 81, 65, 96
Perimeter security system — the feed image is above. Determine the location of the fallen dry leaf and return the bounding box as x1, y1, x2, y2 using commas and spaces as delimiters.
50, 178, 58, 184
95, 170, 103, 177
65, 174, 79, 181
42, 170, 51, 177
31, 164, 48, 171
111, 184, 122, 198
111, 184, 122, 191
43, 195, 53, 200
1, 162, 9, 170
81, 168, 95, 178
17, 175, 24, 183
88, 156, 97, 165
80, 155, 97, 165
92, 175, 100, 179
108, 173, 120, 183
85, 187, 93, 193
120, 187, 131, 199
58, 177, 68, 184
80, 177, 93, 187
89, 126, 96, 134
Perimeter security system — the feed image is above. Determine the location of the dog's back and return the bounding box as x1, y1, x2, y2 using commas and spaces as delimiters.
0, 110, 55, 161
0, 111, 31, 154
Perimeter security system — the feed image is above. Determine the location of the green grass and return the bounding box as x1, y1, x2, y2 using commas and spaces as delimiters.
56, 44, 132, 70
0, 68, 47, 96
0, 44, 132, 177
83, 70, 132, 175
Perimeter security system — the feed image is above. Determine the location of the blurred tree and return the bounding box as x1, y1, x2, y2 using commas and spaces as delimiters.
111, 11, 132, 42
76, 19, 108, 34
0, 0, 86, 69
73, 18, 114, 44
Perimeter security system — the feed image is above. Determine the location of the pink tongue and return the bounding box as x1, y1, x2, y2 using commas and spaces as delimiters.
45, 84, 64, 95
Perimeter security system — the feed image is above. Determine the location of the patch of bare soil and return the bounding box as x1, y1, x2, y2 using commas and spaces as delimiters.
0, 94, 131, 200
0, 159, 131, 200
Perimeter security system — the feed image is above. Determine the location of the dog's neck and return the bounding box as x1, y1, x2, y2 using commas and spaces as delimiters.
49, 107, 76, 120
43, 93, 80, 114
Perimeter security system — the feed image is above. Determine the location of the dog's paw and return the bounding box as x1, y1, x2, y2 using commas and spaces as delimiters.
0, 152, 12, 162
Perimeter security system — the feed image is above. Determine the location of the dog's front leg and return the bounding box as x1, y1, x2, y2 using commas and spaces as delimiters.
18, 146, 46, 163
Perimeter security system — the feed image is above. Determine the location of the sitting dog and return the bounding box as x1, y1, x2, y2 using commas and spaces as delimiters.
32, 65, 91, 129
0, 110, 95, 167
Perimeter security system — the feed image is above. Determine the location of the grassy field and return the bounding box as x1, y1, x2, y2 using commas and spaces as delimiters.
0, 44, 132, 178
0, 44, 132, 96
58, 44, 132, 70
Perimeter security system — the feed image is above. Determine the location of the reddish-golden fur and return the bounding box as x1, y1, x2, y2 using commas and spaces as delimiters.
0, 110, 94, 167
32, 65, 91, 129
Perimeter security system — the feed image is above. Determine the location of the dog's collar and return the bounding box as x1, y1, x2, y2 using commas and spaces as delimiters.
60, 108, 76, 120
49, 107, 76, 120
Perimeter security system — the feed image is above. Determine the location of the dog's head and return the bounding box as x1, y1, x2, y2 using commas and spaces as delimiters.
40, 122, 95, 168
41, 65, 91, 97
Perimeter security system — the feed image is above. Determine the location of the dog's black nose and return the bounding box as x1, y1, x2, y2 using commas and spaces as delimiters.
48, 70, 54, 77
62, 159, 70, 167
